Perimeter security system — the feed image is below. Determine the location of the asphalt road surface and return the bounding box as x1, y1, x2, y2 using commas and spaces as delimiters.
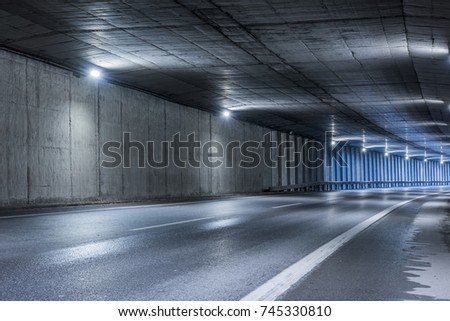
1, 187, 449, 300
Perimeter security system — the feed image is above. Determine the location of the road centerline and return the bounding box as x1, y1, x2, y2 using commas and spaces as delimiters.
272, 202, 303, 209
129, 216, 216, 232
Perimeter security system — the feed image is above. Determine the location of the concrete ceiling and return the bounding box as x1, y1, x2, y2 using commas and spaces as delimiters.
1, 0, 450, 159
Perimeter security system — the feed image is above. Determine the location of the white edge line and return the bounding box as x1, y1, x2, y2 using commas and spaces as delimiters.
0, 200, 218, 220
0, 195, 270, 220
241, 195, 427, 301
130, 216, 215, 232
272, 202, 303, 209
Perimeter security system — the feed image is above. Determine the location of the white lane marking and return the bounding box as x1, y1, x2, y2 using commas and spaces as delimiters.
241, 195, 427, 301
1, 190, 443, 220
0, 195, 275, 220
0, 211, 96, 220
130, 216, 215, 232
0, 200, 220, 220
0, 205, 177, 220
272, 202, 303, 209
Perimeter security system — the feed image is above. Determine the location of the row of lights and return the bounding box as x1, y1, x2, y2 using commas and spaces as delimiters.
93, 66, 446, 162
368, 140, 445, 164
335, 130, 447, 164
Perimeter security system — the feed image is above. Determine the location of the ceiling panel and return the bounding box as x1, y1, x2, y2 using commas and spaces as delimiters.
1, 0, 449, 159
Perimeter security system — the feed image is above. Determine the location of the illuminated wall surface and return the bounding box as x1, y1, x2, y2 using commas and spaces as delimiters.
1, 49, 449, 206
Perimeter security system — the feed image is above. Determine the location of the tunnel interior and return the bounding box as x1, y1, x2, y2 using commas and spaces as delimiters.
1, 1, 450, 305
1, 1, 450, 207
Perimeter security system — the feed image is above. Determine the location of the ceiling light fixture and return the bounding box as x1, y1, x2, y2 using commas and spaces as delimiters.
89, 68, 101, 79
423, 99, 445, 104
223, 110, 231, 118
333, 135, 363, 141
362, 131, 367, 152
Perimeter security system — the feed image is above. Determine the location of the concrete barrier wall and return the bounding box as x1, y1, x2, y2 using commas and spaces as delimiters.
0, 49, 328, 207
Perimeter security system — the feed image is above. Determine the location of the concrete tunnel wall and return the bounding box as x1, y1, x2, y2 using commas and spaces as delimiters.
1, 49, 449, 207
0, 49, 324, 207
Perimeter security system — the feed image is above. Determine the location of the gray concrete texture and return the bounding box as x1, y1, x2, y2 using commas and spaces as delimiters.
0, 49, 324, 207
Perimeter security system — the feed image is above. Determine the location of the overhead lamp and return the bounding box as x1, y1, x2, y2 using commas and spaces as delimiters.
405, 155, 410, 160
89, 68, 102, 79
333, 135, 363, 141
385, 151, 389, 157
222, 110, 231, 118
424, 158, 428, 162
423, 99, 444, 104
361, 131, 366, 152
329, 127, 336, 146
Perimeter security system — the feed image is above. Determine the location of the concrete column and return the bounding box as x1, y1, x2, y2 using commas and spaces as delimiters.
344, 148, 349, 189
294, 136, 300, 186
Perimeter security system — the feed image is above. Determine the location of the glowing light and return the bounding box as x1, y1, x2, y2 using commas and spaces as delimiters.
228, 106, 252, 111
424, 99, 445, 104
388, 99, 444, 105
89, 68, 101, 79
362, 147, 367, 152
415, 121, 448, 127
410, 46, 449, 57
223, 110, 231, 117
333, 135, 363, 141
